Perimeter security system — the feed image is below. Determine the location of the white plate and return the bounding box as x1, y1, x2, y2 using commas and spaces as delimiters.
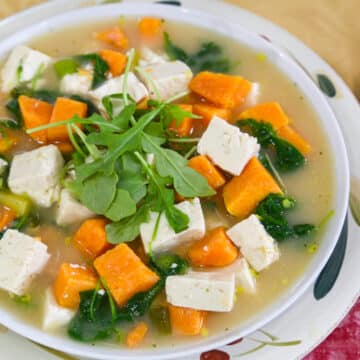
0, 1, 359, 359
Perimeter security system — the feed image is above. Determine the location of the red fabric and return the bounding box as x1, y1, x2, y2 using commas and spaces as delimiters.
304, 298, 360, 360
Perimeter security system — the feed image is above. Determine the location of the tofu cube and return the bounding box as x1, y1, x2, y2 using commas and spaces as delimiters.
197, 116, 260, 176
55, 189, 94, 226
245, 82, 260, 107
0, 230, 50, 295
137, 60, 193, 101
1, 45, 52, 92
42, 287, 75, 331
166, 271, 235, 312
226, 215, 280, 272
60, 71, 92, 97
89, 72, 148, 115
0, 158, 8, 175
138, 47, 168, 67
8, 145, 64, 207
140, 198, 205, 254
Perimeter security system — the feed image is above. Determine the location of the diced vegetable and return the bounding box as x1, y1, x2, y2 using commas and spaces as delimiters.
168, 104, 194, 137
238, 102, 289, 130
96, 26, 129, 50
73, 218, 112, 259
0, 191, 31, 216
188, 155, 225, 189
18, 95, 53, 143
151, 253, 189, 276
126, 322, 148, 348
149, 305, 171, 334
0, 206, 17, 231
99, 49, 127, 77
53, 263, 98, 309
223, 157, 282, 219
55, 142, 74, 154
190, 72, 251, 109
47, 97, 88, 142
54, 59, 79, 79
138, 17, 163, 37
192, 103, 231, 127
168, 304, 207, 335
188, 227, 238, 267
93, 244, 160, 306
277, 125, 311, 155
0, 136, 17, 153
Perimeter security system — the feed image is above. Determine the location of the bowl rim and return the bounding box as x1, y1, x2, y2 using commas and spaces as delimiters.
0, 2, 350, 359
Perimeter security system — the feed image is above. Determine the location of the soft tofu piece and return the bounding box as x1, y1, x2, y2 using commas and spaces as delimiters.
139, 47, 168, 67
55, 189, 94, 226
137, 60, 192, 101
0, 230, 50, 296
140, 198, 205, 254
0, 158, 8, 175
8, 145, 64, 207
166, 271, 235, 312
1, 45, 52, 92
220, 257, 256, 294
89, 72, 148, 115
197, 116, 260, 176
42, 287, 75, 331
60, 71, 92, 96
227, 215, 280, 272
245, 82, 260, 107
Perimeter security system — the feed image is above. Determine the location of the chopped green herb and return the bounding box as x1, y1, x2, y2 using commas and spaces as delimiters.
54, 59, 79, 79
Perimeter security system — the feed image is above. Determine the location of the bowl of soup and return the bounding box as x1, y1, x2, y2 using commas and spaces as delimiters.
0, 2, 349, 359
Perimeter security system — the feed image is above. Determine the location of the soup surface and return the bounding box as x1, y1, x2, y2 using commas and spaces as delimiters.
0, 17, 334, 349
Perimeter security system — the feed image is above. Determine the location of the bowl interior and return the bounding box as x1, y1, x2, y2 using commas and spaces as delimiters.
0, 2, 349, 359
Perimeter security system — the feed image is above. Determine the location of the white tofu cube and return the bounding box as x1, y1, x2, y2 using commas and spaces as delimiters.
166, 271, 235, 312
8, 145, 64, 207
55, 189, 94, 226
227, 215, 280, 272
60, 71, 92, 96
220, 257, 256, 294
137, 60, 192, 101
89, 72, 148, 115
138, 47, 168, 67
42, 287, 75, 331
1, 45, 52, 92
245, 82, 260, 107
140, 198, 205, 254
0, 158, 7, 175
197, 116, 260, 176
0, 230, 50, 296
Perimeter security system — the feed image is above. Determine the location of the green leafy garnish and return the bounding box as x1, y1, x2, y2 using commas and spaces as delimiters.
151, 253, 189, 276
149, 305, 171, 335
54, 59, 79, 79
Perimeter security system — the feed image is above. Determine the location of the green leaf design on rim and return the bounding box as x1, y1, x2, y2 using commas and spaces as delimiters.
350, 191, 360, 226
317, 74, 336, 97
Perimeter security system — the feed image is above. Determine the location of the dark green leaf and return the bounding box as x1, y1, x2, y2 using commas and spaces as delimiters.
104, 188, 136, 222
149, 305, 171, 335
163, 32, 188, 62
293, 224, 316, 237
75, 54, 109, 89
271, 137, 305, 172
151, 253, 188, 276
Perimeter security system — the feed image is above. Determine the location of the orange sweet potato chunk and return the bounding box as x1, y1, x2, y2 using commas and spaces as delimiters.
74, 218, 112, 259
96, 26, 129, 50
189, 72, 252, 109
138, 17, 163, 37
94, 244, 160, 306
168, 104, 194, 137
53, 263, 98, 309
126, 322, 148, 348
223, 157, 282, 219
47, 97, 87, 142
277, 125, 311, 155
18, 95, 53, 143
0, 206, 16, 232
238, 102, 289, 130
193, 103, 231, 127
54, 142, 74, 154
99, 49, 127, 77
169, 304, 207, 335
188, 155, 225, 189
188, 227, 238, 267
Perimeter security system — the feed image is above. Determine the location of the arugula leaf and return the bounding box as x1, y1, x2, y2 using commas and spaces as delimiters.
105, 188, 137, 222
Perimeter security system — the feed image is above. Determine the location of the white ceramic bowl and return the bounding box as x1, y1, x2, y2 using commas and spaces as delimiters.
0, 3, 349, 359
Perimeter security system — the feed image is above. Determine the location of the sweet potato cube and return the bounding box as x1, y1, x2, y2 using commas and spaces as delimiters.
47, 97, 87, 142
223, 157, 282, 218
138, 17, 163, 37
126, 322, 148, 348
168, 104, 194, 137
189, 72, 251, 109
74, 218, 112, 259
169, 304, 207, 335
99, 49, 127, 77
96, 26, 129, 50
54, 142, 74, 154
277, 125, 311, 155
238, 102, 289, 130
0, 206, 16, 232
53, 263, 98, 309
94, 244, 160, 306
188, 227, 238, 267
19, 95, 53, 143
188, 155, 225, 189
193, 103, 231, 127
